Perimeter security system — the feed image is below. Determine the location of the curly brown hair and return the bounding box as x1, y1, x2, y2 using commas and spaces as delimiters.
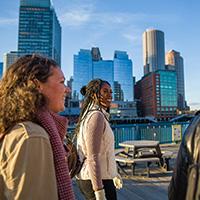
0, 54, 58, 138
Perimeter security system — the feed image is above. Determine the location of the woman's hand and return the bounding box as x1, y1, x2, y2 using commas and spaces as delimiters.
113, 174, 123, 189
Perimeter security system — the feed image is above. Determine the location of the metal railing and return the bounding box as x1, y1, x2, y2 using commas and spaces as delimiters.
112, 122, 190, 148
68, 121, 190, 148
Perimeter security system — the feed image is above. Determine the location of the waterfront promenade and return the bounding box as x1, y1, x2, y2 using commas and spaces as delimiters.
72, 143, 179, 200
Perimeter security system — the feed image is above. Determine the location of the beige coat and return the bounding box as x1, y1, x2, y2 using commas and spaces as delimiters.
0, 121, 58, 200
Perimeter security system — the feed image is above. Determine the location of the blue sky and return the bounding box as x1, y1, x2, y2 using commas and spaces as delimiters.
0, 0, 199, 110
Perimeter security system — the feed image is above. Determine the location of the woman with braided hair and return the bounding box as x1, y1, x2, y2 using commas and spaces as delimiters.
75, 79, 123, 200
0, 54, 75, 200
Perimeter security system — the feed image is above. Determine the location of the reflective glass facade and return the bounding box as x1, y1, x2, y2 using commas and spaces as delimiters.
20, 0, 50, 7
135, 70, 177, 118
114, 81, 124, 101
93, 60, 114, 90
143, 29, 165, 75
158, 70, 177, 107
156, 70, 177, 117
0, 62, 3, 79
73, 49, 114, 100
166, 50, 185, 110
73, 49, 133, 101
18, 0, 61, 65
73, 49, 93, 99
114, 51, 133, 101
3, 51, 18, 73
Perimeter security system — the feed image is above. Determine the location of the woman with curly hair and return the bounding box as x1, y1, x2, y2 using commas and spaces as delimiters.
0, 54, 75, 200
75, 79, 123, 200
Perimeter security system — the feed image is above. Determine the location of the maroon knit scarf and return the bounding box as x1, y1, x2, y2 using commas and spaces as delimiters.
36, 109, 75, 200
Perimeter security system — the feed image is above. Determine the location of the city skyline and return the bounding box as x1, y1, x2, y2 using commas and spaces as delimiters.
0, 0, 199, 110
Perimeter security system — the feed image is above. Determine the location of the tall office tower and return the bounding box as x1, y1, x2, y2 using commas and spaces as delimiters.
73, 49, 93, 100
166, 50, 185, 110
114, 51, 133, 101
0, 62, 3, 79
143, 29, 165, 75
93, 60, 114, 89
18, 0, 61, 65
3, 51, 19, 74
91, 47, 114, 88
92, 48, 114, 89
91, 47, 102, 61
114, 81, 124, 101
73, 48, 114, 100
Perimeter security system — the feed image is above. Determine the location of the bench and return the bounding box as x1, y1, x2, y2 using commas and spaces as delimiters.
126, 149, 173, 171
115, 154, 160, 177
161, 151, 173, 171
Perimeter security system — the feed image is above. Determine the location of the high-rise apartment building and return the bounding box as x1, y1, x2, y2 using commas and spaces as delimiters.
114, 51, 133, 101
143, 29, 165, 75
166, 49, 185, 110
3, 51, 19, 74
18, 0, 61, 65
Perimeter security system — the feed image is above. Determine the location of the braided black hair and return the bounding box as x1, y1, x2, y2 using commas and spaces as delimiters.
74, 78, 110, 138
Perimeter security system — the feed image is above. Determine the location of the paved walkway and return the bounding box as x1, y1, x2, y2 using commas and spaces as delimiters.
73, 143, 180, 200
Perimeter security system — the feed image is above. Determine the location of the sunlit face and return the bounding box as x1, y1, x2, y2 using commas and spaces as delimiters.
99, 83, 113, 109
38, 66, 70, 113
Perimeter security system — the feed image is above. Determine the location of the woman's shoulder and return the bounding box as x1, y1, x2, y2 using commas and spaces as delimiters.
11, 121, 49, 140
87, 110, 105, 121
1, 122, 50, 159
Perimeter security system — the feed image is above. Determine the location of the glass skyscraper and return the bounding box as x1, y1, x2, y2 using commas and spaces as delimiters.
18, 0, 61, 65
166, 50, 185, 110
73, 48, 114, 100
143, 29, 165, 75
157, 70, 177, 109
114, 81, 124, 101
114, 51, 133, 101
3, 51, 18, 73
73, 48, 133, 101
0, 62, 3, 79
73, 49, 93, 99
135, 70, 177, 118
91, 48, 114, 95
93, 60, 114, 90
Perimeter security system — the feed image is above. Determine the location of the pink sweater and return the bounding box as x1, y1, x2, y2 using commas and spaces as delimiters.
77, 108, 117, 191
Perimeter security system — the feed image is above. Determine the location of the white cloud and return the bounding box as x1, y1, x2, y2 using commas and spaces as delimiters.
92, 12, 149, 27
0, 18, 17, 26
60, 11, 91, 26
123, 33, 140, 43
120, 25, 144, 46
84, 31, 106, 47
60, 7, 178, 36
60, 5, 149, 28
59, 2, 178, 31
60, 4, 94, 27
189, 102, 200, 106
188, 102, 200, 110
60, 5, 180, 63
